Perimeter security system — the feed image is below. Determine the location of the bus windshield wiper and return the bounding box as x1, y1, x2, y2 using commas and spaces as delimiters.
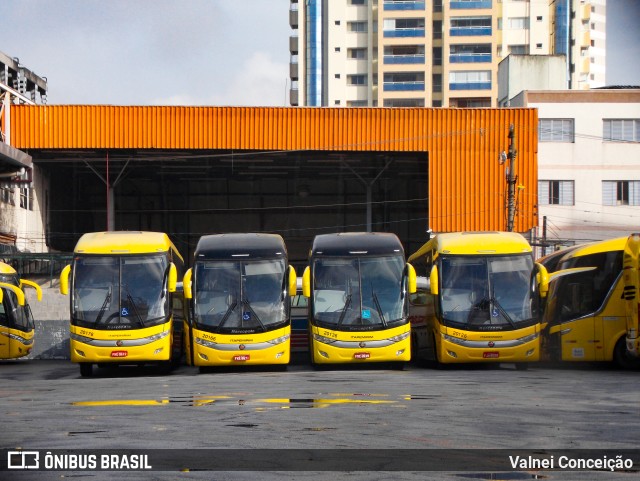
125, 289, 145, 328
218, 296, 238, 328
490, 296, 517, 328
95, 287, 112, 324
241, 298, 266, 332
337, 291, 352, 328
371, 288, 387, 327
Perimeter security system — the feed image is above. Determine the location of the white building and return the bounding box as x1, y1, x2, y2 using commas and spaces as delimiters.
510, 88, 640, 251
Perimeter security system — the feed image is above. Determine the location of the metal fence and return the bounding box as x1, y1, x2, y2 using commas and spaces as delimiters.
0, 253, 73, 287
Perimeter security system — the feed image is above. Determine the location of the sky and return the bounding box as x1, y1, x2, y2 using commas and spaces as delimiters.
0, 0, 639, 106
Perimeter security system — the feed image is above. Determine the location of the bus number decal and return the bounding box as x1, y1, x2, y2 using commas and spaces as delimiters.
451, 330, 467, 340
78, 329, 94, 338
202, 333, 217, 342
322, 330, 338, 339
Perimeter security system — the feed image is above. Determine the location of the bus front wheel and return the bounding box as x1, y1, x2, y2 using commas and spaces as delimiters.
613, 337, 640, 370
79, 363, 93, 377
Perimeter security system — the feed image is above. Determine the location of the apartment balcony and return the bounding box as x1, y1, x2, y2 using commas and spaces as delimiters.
383, 1, 425, 11
450, 27, 492, 36
449, 53, 492, 63
289, 35, 298, 54
383, 54, 426, 64
290, 61, 298, 80
289, 6, 298, 29
450, 0, 492, 9
383, 81, 425, 91
449, 81, 491, 90
384, 28, 426, 38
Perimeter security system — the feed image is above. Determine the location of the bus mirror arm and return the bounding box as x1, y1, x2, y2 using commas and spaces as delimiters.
288, 265, 297, 297
406, 263, 417, 295
60, 264, 71, 296
0, 282, 25, 306
20, 279, 43, 301
302, 266, 311, 298
183, 268, 193, 300
167, 263, 178, 293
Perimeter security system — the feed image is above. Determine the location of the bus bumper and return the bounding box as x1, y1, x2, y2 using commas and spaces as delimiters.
192, 328, 291, 366
310, 328, 411, 364
438, 335, 540, 363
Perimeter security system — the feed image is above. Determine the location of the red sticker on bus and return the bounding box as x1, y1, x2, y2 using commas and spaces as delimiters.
233, 355, 250, 362
354, 352, 370, 359
110, 350, 128, 358
483, 352, 499, 359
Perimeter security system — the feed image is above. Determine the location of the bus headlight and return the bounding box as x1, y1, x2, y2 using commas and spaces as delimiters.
195, 337, 217, 349
443, 334, 467, 346
518, 332, 539, 344
387, 331, 410, 344
148, 331, 170, 342
266, 334, 290, 346
313, 333, 338, 345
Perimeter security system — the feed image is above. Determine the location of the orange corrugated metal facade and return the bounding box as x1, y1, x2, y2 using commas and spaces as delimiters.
10, 105, 538, 233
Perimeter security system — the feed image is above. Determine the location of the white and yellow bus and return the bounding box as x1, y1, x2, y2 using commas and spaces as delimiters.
408, 232, 541, 368
60, 231, 183, 376
182, 233, 297, 369
538, 235, 640, 369
302, 232, 416, 366
0, 262, 42, 360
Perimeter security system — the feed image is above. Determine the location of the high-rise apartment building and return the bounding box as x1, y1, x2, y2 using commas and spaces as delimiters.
288, 0, 606, 107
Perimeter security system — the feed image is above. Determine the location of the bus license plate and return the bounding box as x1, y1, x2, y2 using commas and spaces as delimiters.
483, 352, 499, 359
110, 350, 128, 358
233, 355, 250, 362
354, 352, 370, 359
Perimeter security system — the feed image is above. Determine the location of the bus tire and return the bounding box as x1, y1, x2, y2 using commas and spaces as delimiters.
613, 337, 640, 370
79, 363, 93, 377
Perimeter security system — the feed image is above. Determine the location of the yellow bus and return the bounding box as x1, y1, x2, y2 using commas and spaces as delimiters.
301, 232, 416, 366
408, 232, 540, 368
0, 262, 42, 360
60, 231, 183, 376
538, 235, 640, 369
623, 233, 640, 360
182, 233, 297, 369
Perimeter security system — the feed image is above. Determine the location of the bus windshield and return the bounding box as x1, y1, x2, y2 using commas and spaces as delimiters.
193, 259, 287, 333
0, 274, 35, 332
312, 255, 405, 330
72, 254, 169, 329
440, 254, 534, 330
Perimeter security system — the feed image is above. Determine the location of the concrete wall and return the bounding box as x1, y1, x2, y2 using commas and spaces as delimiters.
26, 282, 70, 359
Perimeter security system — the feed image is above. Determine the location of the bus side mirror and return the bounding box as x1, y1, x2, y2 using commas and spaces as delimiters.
60, 264, 71, 296
0, 282, 25, 306
183, 268, 193, 300
20, 279, 43, 302
430, 265, 439, 295
535, 262, 550, 298
168, 263, 178, 293
288, 265, 297, 296
302, 266, 311, 298
406, 263, 417, 294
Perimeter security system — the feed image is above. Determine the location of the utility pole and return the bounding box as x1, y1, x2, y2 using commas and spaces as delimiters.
506, 124, 517, 232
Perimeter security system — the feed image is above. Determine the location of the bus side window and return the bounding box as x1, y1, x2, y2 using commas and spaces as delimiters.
0, 294, 7, 327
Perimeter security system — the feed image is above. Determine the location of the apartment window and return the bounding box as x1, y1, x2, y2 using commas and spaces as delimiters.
348, 48, 367, 59
603, 119, 640, 142
539, 119, 574, 142
334, 100, 341, 105
448, 70, 491, 90
433, 0, 442, 13
383, 18, 425, 37
347, 100, 368, 107
450, 16, 492, 36
507, 17, 529, 29
335, 20, 340, 25
603, 181, 640, 206
383, 98, 426, 107
19, 187, 33, 210
348, 74, 367, 85
432, 47, 442, 65
433, 20, 442, 40
538, 180, 574, 206
335, 74, 341, 79
509, 45, 529, 54
348, 21, 368, 32
432, 74, 442, 93
350, 0, 366, 4
536, 43, 543, 49
0, 187, 13, 205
